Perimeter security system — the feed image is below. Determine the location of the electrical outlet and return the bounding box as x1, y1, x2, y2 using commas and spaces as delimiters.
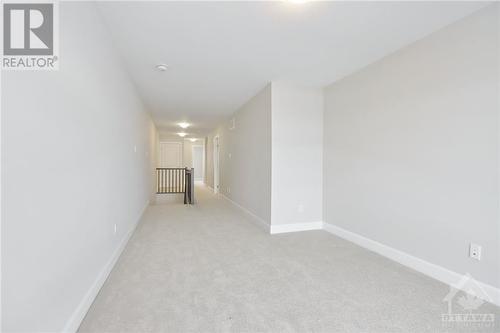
114, 224, 117, 235
134, 145, 137, 153
469, 243, 481, 260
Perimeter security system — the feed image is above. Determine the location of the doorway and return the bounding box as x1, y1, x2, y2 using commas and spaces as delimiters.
191, 145, 205, 182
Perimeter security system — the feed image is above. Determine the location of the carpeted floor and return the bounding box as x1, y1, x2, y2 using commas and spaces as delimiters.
79, 185, 500, 333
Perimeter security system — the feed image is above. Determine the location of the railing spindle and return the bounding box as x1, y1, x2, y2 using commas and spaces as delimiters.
156, 168, 194, 202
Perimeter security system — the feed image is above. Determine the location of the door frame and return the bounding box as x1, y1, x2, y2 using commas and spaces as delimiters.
213, 136, 220, 193
191, 144, 205, 182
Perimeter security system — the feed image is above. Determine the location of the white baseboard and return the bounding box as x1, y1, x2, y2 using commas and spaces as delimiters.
270, 221, 323, 234
218, 195, 323, 235
221, 194, 270, 232
323, 222, 500, 306
62, 201, 149, 333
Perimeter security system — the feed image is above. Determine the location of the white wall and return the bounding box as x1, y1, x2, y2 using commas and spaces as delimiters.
183, 140, 193, 169
206, 82, 323, 228
156, 135, 206, 172
205, 135, 215, 188
271, 82, 323, 226
1, 3, 157, 332
206, 85, 272, 224
324, 6, 499, 288
149, 126, 160, 202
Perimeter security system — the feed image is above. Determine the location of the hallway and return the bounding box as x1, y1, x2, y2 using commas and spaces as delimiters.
78, 186, 499, 333
3, 2, 500, 332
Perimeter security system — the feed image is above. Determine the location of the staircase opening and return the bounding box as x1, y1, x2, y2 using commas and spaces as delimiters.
156, 167, 195, 204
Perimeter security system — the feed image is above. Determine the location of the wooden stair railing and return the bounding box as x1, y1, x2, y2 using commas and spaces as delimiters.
156, 167, 194, 204
184, 168, 194, 204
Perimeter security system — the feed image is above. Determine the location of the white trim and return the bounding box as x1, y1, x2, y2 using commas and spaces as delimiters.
270, 221, 324, 234
221, 194, 270, 232
62, 201, 149, 333
323, 222, 500, 306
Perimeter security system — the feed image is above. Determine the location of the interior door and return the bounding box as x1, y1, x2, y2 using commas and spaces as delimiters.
159, 142, 182, 168
192, 145, 204, 181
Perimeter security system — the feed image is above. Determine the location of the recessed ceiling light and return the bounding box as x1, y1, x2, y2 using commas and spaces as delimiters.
178, 122, 190, 129
189, 138, 197, 142
177, 132, 187, 137
155, 64, 168, 71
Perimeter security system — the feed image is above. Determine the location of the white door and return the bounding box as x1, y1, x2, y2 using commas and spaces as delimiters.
213, 136, 220, 193
159, 142, 182, 167
192, 145, 204, 182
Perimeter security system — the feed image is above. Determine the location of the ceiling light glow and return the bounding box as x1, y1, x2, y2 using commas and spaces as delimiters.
189, 138, 197, 142
155, 64, 168, 71
177, 132, 187, 137
178, 122, 190, 129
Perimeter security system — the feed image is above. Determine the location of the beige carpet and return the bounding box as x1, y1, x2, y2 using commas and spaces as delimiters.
79, 185, 500, 333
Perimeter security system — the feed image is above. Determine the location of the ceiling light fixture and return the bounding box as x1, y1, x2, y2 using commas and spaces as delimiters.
178, 122, 190, 129
177, 132, 187, 137
155, 64, 168, 71
189, 138, 197, 142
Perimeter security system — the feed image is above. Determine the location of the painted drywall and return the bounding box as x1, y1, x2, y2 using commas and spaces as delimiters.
1, 2, 157, 332
149, 126, 160, 202
206, 85, 272, 224
156, 135, 205, 172
205, 136, 214, 188
324, 5, 499, 288
183, 140, 193, 169
158, 133, 184, 143
157, 134, 183, 168
207, 82, 323, 227
271, 82, 323, 226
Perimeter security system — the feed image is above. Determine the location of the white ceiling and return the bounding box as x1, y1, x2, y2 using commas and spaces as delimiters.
97, 1, 487, 137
